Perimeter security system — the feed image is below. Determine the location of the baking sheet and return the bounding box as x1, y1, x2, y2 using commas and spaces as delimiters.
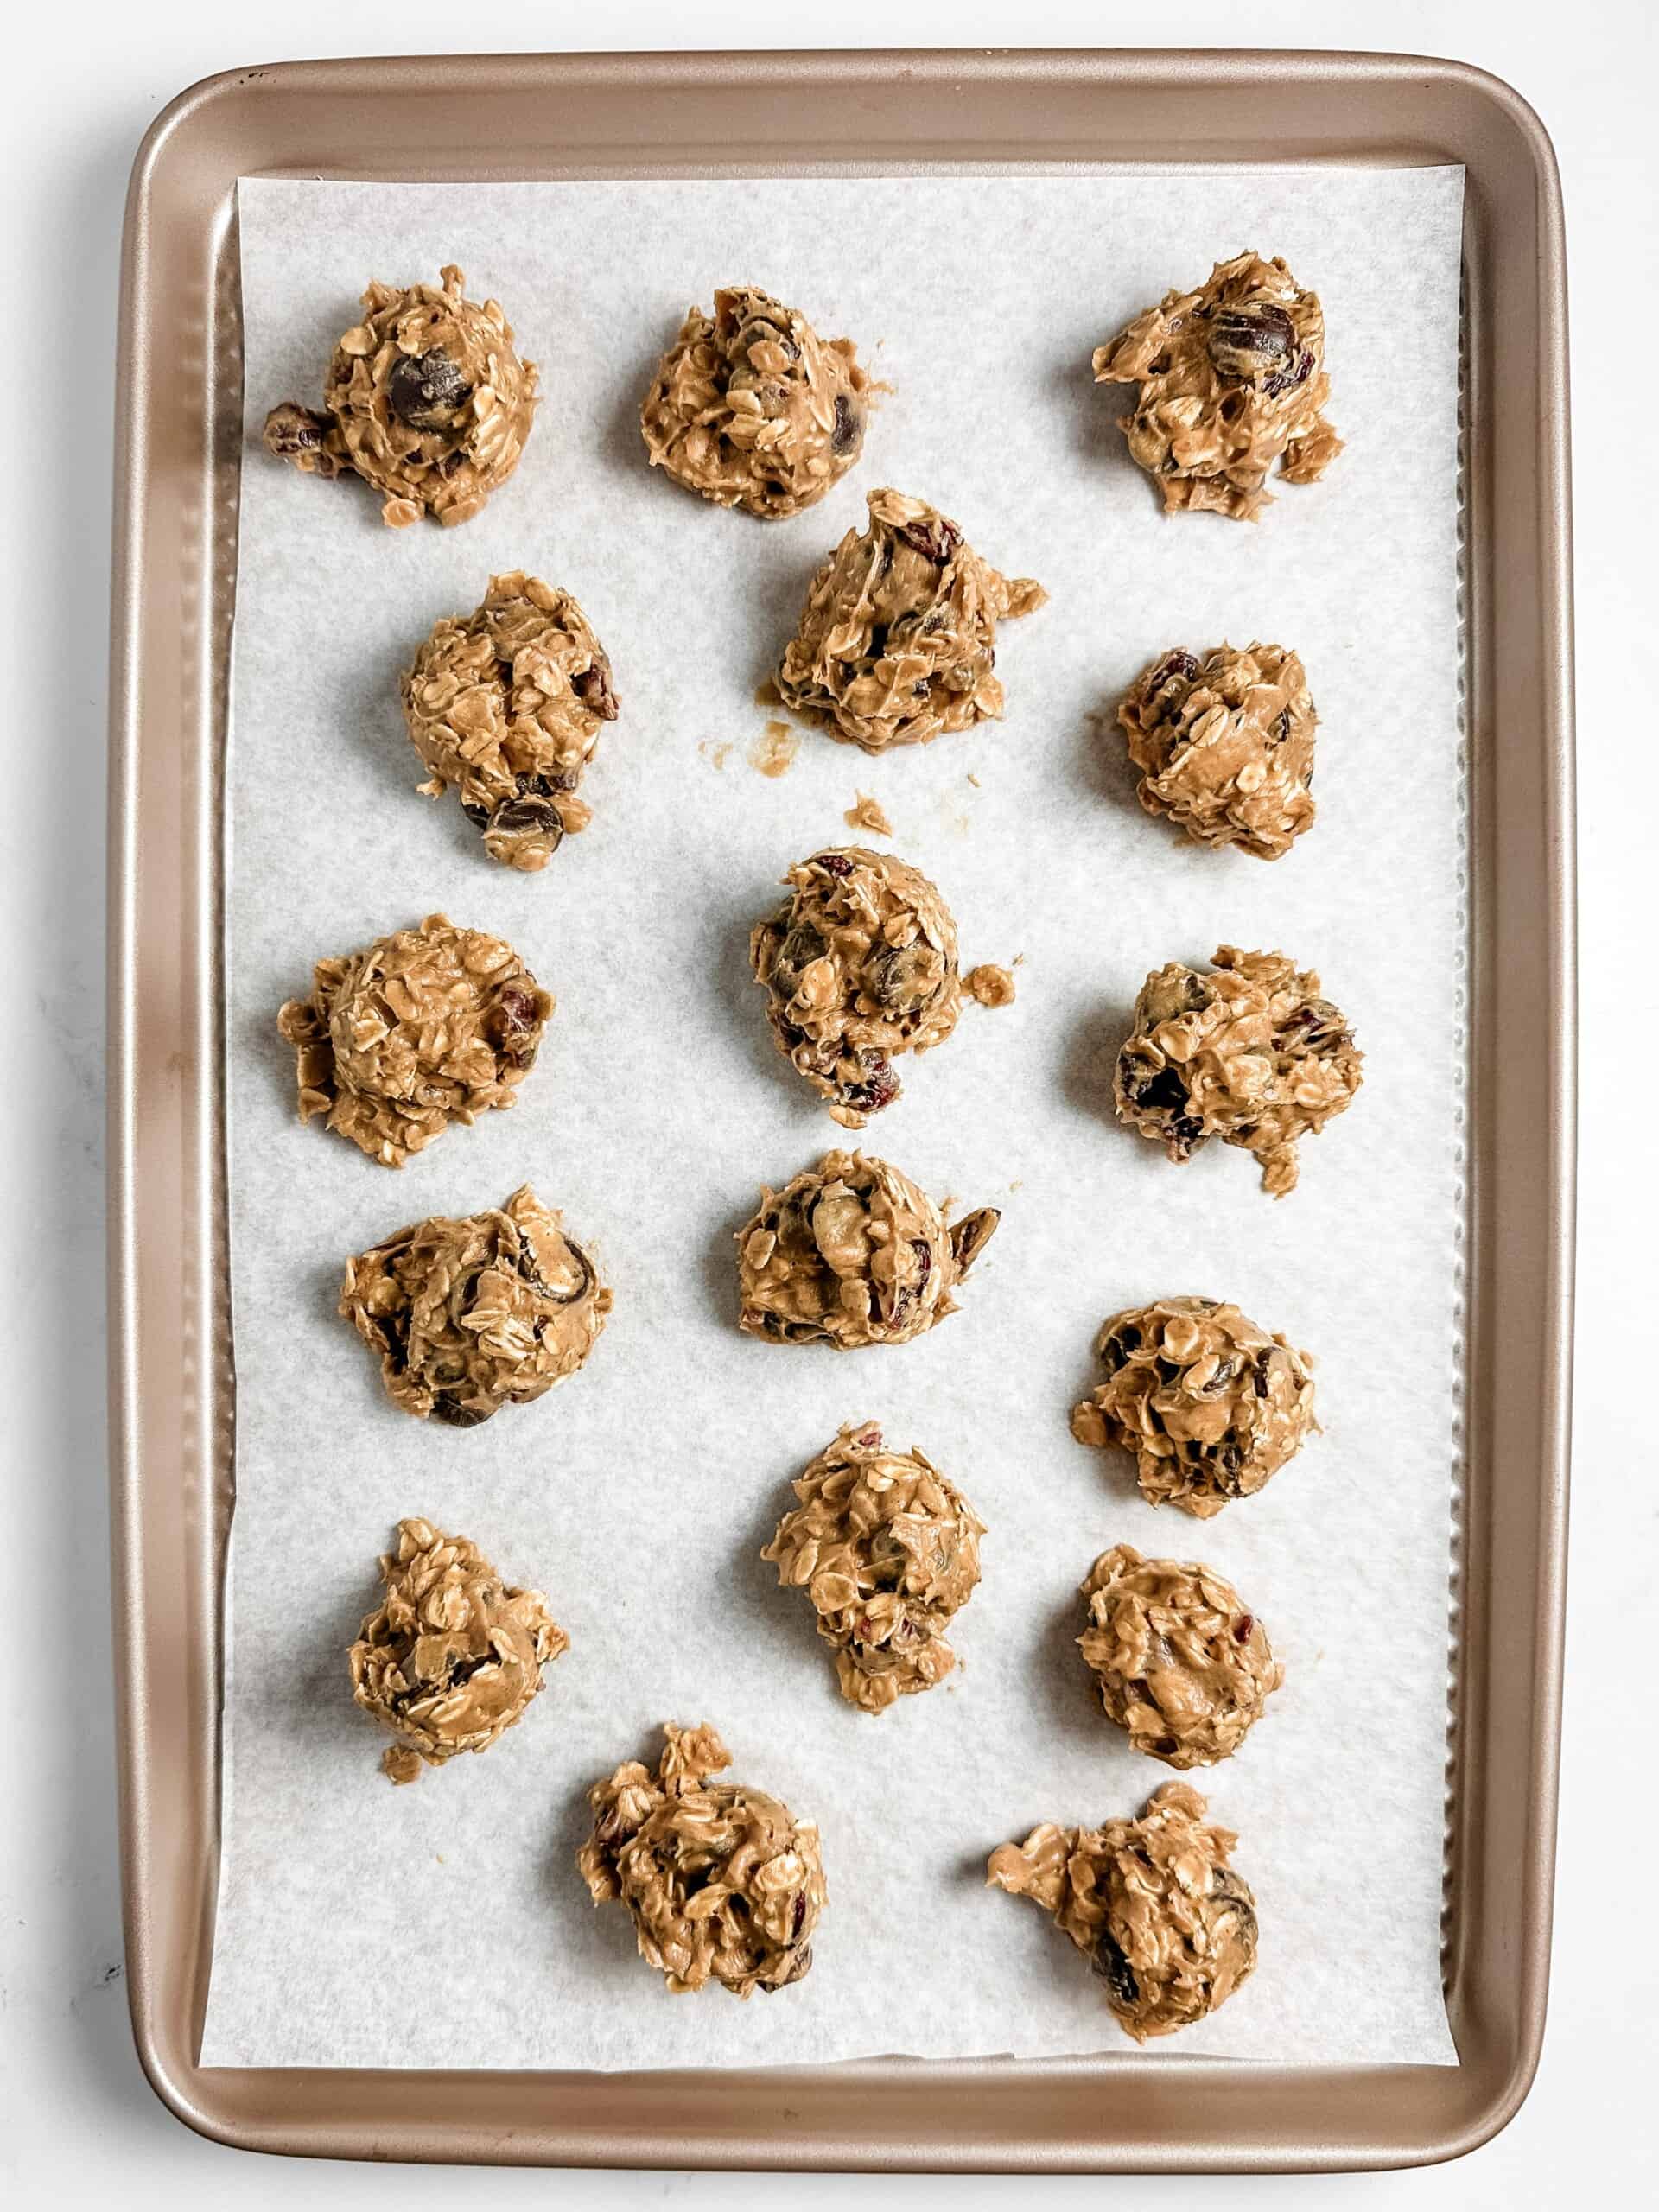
204, 168, 1465, 2071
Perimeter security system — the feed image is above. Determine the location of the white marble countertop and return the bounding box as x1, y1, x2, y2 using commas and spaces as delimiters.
3, 2, 1651, 2203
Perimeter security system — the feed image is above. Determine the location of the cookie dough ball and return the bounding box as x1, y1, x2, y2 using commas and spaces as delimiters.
578, 1723, 825, 1996
1077, 1543, 1281, 1766
761, 1420, 985, 1713
1071, 1297, 1317, 1517
776, 488, 1046, 753
640, 284, 872, 518
400, 573, 620, 871
1115, 945, 1362, 1196
750, 846, 961, 1127
988, 1780, 1256, 2039
340, 1185, 611, 1427
1117, 643, 1317, 859
1092, 251, 1341, 522
736, 1150, 1000, 1348
277, 912, 552, 1167
263, 264, 538, 527
349, 1517, 568, 1783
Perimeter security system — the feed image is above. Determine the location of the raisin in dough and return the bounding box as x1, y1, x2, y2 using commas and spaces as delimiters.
1071, 1296, 1318, 1517
761, 1420, 984, 1712
1077, 1542, 1281, 1766
340, 1185, 611, 1427
1093, 251, 1342, 521
736, 1150, 1000, 1348
640, 284, 872, 518
1117, 642, 1317, 859
349, 1517, 568, 1784
578, 1723, 826, 1996
264, 264, 537, 527
988, 1781, 1257, 2040
750, 846, 961, 1128
401, 573, 619, 870
776, 488, 1046, 753
1115, 945, 1362, 1196
276, 912, 551, 1167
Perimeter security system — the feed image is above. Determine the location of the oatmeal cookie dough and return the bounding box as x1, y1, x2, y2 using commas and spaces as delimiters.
775, 488, 1046, 753
578, 1723, 825, 1996
640, 284, 872, 518
340, 1185, 611, 1427
1115, 945, 1362, 1196
1117, 643, 1318, 859
1077, 1543, 1282, 1766
988, 1780, 1257, 2040
263, 264, 538, 527
277, 912, 551, 1168
1093, 251, 1342, 521
400, 573, 620, 870
749, 846, 962, 1128
761, 1420, 985, 1713
736, 1150, 1000, 1348
1071, 1297, 1317, 1517
349, 1517, 568, 1784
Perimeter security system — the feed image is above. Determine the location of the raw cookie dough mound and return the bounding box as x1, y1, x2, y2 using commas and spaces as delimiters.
640, 284, 873, 518
749, 846, 962, 1128
761, 1419, 985, 1713
1071, 1296, 1317, 1517
988, 1780, 1257, 2040
1117, 642, 1317, 860
400, 573, 620, 871
340, 1185, 612, 1427
1077, 1542, 1282, 1765
1093, 251, 1342, 522
736, 1150, 1000, 1348
578, 1723, 826, 1996
263, 264, 538, 527
277, 912, 552, 1168
775, 488, 1046, 753
349, 1517, 568, 1784
1115, 945, 1362, 1196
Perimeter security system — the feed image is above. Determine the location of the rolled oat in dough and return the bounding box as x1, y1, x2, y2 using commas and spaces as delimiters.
578, 1723, 826, 1996
263, 264, 537, 527
988, 1780, 1257, 2040
761, 1419, 985, 1713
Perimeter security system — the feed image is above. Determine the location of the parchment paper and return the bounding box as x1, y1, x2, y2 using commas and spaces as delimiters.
205, 168, 1465, 2070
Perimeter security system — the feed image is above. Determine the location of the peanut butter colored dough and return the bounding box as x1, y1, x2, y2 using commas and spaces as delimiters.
640, 284, 872, 518
965, 963, 1016, 1008
988, 1781, 1257, 2041
400, 573, 619, 870
263, 264, 538, 528
340, 1185, 611, 1427
1117, 642, 1317, 860
1115, 945, 1362, 1196
761, 1419, 985, 1713
749, 846, 961, 1128
349, 1517, 568, 1784
276, 912, 552, 1168
1077, 1543, 1282, 1767
1093, 251, 1342, 522
1071, 1297, 1318, 1518
776, 488, 1046, 753
736, 1150, 1000, 1348
578, 1723, 826, 1996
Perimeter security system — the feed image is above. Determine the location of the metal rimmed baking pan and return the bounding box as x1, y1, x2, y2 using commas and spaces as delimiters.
107, 47, 1573, 2171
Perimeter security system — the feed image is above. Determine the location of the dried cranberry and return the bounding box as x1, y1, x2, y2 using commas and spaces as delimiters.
263, 403, 326, 457
572, 662, 619, 720
811, 852, 854, 878
1233, 1614, 1254, 1643
487, 797, 564, 849
791, 1892, 808, 1938
1263, 348, 1316, 399
431, 1390, 490, 1428
385, 347, 474, 429
838, 1052, 900, 1116
831, 391, 861, 454
1132, 1065, 1190, 1117
1093, 1927, 1140, 2009
897, 515, 963, 565
1150, 650, 1200, 694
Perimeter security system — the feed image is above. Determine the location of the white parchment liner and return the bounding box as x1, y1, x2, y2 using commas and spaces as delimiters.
205, 169, 1465, 2069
